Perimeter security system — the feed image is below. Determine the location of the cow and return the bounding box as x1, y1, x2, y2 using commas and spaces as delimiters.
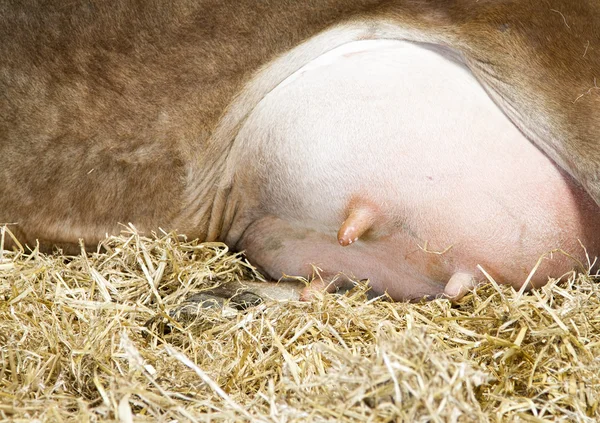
1, 1, 599, 301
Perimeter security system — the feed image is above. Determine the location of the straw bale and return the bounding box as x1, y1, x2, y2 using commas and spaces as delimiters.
1, 225, 599, 422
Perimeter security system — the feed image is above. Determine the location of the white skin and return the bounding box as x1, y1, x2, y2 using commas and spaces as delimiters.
228, 40, 600, 301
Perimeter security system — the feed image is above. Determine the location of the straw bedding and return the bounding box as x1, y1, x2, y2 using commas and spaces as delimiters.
1, 225, 599, 422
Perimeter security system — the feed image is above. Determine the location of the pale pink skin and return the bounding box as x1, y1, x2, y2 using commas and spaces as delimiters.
227, 40, 600, 301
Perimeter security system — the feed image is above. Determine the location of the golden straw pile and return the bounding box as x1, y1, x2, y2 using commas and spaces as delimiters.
1, 226, 599, 422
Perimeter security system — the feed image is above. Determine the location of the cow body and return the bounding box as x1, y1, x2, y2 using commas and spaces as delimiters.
1, 1, 599, 299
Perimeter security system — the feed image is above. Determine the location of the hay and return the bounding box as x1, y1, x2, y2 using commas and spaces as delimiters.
1, 225, 599, 422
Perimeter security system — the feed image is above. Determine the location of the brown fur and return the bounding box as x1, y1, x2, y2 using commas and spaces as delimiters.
1, 0, 599, 251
